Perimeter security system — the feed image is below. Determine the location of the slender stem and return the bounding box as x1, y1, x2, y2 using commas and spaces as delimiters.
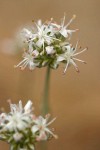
42, 66, 51, 116
40, 66, 51, 150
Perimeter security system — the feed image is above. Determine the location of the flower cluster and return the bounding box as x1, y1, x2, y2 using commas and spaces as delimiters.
15, 15, 87, 73
0, 100, 57, 150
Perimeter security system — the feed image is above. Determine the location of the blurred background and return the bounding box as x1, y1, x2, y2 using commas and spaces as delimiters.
0, 0, 100, 150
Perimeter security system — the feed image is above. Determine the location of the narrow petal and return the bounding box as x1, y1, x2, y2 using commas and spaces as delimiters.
24, 100, 33, 113
57, 56, 65, 62
31, 125, 39, 133
46, 117, 56, 126
45, 128, 58, 139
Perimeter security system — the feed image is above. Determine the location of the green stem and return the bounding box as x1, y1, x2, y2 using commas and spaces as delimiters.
42, 66, 51, 116
40, 66, 51, 150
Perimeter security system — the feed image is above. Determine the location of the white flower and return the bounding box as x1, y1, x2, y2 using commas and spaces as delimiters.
15, 43, 39, 70
0, 100, 57, 150
6, 113, 28, 131
57, 41, 87, 73
35, 20, 58, 50
32, 114, 58, 141
46, 46, 55, 54
15, 16, 87, 73
36, 23, 52, 47
5, 100, 33, 131
21, 28, 35, 42
51, 15, 78, 38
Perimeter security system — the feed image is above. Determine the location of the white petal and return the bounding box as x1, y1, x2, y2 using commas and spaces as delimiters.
29, 61, 36, 70
37, 20, 42, 27
31, 125, 39, 133
18, 100, 23, 112
13, 132, 23, 141
46, 46, 54, 54
57, 56, 65, 62
33, 50, 39, 57
34, 116, 44, 125
24, 100, 33, 113
36, 39, 44, 48
59, 28, 68, 38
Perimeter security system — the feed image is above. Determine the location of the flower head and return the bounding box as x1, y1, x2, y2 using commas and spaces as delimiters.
15, 15, 87, 74
0, 100, 57, 150
4, 100, 33, 131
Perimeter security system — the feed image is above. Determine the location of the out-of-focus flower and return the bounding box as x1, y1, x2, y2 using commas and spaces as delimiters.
32, 114, 58, 141
0, 100, 57, 150
0, 38, 19, 55
4, 100, 33, 131
21, 28, 35, 41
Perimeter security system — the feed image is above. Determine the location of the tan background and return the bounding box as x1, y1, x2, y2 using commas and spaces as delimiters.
0, 0, 100, 150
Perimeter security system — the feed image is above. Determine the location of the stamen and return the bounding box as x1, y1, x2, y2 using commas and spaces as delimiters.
75, 40, 79, 52
61, 15, 66, 27
73, 47, 88, 56
45, 128, 58, 139
46, 117, 56, 126
14, 58, 27, 68
66, 14, 76, 28
20, 60, 28, 70
70, 59, 80, 73
63, 61, 69, 74
73, 58, 87, 64
46, 18, 53, 26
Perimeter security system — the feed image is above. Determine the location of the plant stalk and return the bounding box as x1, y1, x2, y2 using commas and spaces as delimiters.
42, 66, 51, 116
40, 66, 51, 150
